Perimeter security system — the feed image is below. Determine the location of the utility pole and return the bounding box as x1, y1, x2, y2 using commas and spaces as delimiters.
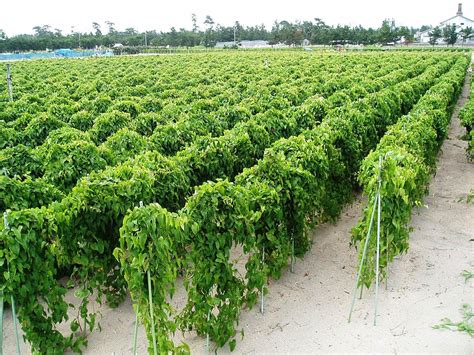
144, 31, 147, 47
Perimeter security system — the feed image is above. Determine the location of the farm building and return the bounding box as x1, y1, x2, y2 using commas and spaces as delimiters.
417, 3, 474, 44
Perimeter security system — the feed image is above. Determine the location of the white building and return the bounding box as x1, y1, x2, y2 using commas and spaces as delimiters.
417, 3, 474, 44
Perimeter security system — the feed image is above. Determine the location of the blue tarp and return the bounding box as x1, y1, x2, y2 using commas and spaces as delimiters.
0, 49, 113, 61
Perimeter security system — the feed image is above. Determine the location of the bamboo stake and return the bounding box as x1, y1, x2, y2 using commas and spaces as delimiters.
374, 156, 383, 326
348, 191, 378, 322
11, 296, 20, 354
147, 270, 158, 355
290, 238, 295, 273
132, 305, 139, 355
260, 247, 265, 314
0, 290, 4, 353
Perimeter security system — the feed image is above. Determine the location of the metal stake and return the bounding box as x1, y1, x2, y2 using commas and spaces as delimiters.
6, 64, 13, 102
147, 270, 158, 355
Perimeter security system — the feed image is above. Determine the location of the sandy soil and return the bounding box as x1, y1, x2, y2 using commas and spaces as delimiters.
3, 66, 474, 354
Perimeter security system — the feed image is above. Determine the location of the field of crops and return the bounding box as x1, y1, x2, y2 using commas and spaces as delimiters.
0, 51, 470, 353
460, 63, 474, 159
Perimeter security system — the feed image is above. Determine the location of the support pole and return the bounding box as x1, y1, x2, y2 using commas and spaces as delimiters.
348, 191, 378, 322
260, 246, 265, 314
386, 241, 389, 291
6, 64, 13, 102
4, 212, 20, 354
290, 238, 295, 273
205, 310, 211, 355
374, 156, 383, 326
132, 305, 139, 355
349, 155, 386, 325
132, 200, 145, 355
0, 290, 3, 353
147, 270, 158, 355
11, 296, 20, 354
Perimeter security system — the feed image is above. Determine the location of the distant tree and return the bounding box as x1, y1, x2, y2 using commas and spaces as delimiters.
203, 15, 216, 47
0, 29, 7, 40
419, 25, 432, 32
269, 20, 281, 45
191, 13, 199, 33
168, 27, 179, 46
125, 27, 138, 35
5, 16, 458, 52
105, 21, 116, 34
311, 18, 331, 44
257, 24, 269, 40
273, 20, 302, 45
204, 15, 214, 27
314, 18, 327, 28
92, 22, 102, 36
292, 26, 305, 45
378, 19, 397, 44
428, 26, 442, 46
33, 25, 53, 37
233, 21, 243, 42
176, 28, 191, 47
278, 20, 292, 45
460, 26, 473, 45
443, 24, 458, 46
397, 26, 413, 44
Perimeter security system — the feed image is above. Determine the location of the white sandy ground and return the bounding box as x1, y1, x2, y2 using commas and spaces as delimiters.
3, 64, 474, 354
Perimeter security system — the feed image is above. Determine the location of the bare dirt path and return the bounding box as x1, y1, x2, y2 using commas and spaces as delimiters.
3, 62, 474, 354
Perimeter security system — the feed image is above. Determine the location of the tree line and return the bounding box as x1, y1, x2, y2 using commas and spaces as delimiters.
427, 24, 473, 46
0, 15, 448, 52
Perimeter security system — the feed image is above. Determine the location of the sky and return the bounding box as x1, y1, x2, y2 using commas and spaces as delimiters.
1, 0, 473, 36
